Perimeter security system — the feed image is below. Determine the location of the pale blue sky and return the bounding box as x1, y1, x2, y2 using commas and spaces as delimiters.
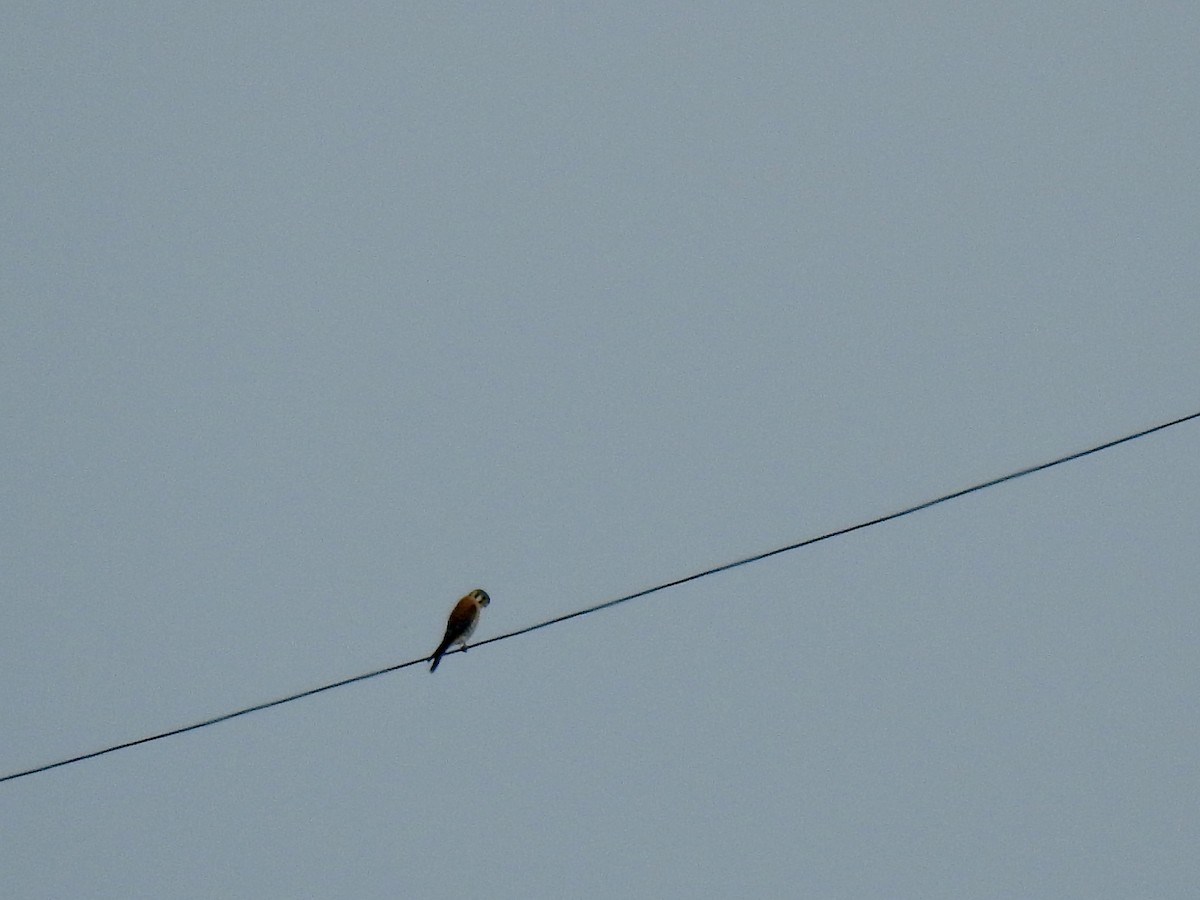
3, 4, 1198, 898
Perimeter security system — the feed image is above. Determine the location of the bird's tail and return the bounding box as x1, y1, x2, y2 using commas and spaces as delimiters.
429, 639, 451, 672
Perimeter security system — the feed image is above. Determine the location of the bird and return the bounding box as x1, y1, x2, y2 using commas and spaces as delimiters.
429, 589, 490, 672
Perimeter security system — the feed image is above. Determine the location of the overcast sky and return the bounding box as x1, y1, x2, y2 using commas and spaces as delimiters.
3, 4, 1198, 898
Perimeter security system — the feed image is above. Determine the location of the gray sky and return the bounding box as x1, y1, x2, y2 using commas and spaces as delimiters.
3, 4, 1198, 898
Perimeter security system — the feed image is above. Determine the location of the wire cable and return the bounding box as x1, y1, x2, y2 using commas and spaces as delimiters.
3, 409, 1197, 785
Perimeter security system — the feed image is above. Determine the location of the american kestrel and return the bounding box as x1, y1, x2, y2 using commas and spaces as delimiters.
429, 589, 490, 672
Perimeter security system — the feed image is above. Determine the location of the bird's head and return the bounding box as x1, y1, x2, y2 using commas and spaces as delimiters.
470, 589, 490, 607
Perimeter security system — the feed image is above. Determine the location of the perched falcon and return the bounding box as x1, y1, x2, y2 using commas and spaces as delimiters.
429, 589, 490, 672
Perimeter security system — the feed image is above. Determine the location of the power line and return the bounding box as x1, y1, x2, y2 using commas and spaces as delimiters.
3, 409, 1197, 785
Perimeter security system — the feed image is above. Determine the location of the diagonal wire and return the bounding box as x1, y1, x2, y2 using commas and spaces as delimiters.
472, 408, 1200, 649
3, 409, 1197, 785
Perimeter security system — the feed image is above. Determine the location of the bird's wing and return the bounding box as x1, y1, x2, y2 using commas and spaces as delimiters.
442, 595, 478, 643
